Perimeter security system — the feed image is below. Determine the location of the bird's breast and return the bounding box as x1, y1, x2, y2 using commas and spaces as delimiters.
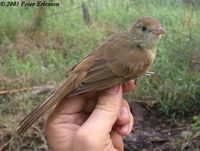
125, 47, 157, 78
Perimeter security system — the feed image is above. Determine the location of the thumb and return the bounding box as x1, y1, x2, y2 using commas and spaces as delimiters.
80, 85, 123, 135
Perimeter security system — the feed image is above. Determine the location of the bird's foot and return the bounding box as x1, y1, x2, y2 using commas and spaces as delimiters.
145, 71, 155, 76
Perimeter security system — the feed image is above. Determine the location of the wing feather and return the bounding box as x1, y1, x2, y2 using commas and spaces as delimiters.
69, 57, 130, 96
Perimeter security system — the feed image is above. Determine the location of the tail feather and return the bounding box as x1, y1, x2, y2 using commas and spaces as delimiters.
17, 79, 73, 134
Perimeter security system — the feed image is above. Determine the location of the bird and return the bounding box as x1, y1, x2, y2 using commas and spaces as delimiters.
17, 16, 166, 133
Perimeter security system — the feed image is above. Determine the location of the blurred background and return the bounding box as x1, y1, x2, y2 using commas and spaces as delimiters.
0, 0, 200, 150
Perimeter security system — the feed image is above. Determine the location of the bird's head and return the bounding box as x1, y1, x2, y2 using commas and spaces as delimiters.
130, 16, 166, 49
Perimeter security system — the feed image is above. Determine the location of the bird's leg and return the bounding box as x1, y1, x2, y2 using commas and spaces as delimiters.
145, 71, 155, 76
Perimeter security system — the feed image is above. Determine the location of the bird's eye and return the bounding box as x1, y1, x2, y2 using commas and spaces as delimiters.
141, 25, 147, 32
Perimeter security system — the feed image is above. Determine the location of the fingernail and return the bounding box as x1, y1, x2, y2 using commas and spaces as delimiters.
120, 124, 130, 134
120, 107, 129, 118
105, 85, 119, 94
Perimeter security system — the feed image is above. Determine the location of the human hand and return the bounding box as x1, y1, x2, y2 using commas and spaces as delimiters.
45, 81, 135, 151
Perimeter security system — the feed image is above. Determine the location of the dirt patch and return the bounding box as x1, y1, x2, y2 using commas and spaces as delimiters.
124, 102, 200, 151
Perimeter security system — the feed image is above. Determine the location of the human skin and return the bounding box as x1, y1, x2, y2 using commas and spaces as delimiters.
45, 80, 135, 151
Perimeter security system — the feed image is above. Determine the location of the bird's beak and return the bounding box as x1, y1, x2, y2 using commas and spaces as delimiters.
153, 27, 166, 35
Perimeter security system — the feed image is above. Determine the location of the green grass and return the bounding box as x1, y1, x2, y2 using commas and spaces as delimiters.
193, 115, 200, 134
0, 0, 200, 115
0, 1, 200, 149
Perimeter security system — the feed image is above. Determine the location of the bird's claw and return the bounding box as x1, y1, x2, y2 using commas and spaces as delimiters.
145, 71, 155, 76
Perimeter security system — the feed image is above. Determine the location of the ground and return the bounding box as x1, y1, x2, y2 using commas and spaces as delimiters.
124, 102, 200, 151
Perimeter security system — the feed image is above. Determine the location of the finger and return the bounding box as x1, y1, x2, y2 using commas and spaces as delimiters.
111, 130, 124, 151
82, 96, 97, 113
113, 99, 134, 136
82, 80, 136, 113
122, 80, 136, 93
79, 85, 123, 136
115, 112, 134, 136
115, 99, 131, 126
82, 80, 136, 114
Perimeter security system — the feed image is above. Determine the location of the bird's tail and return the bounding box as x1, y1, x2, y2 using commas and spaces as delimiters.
17, 79, 73, 134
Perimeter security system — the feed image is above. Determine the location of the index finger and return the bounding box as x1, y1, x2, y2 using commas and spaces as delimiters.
122, 80, 136, 93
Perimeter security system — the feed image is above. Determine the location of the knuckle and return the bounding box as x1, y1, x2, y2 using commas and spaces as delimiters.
98, 96, 121, 111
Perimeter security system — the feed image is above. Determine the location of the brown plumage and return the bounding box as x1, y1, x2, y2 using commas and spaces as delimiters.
17, 16, 165, 133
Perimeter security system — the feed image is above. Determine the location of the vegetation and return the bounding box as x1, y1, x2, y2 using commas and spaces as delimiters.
0, 0, 200, 150
193, 115, 200, 134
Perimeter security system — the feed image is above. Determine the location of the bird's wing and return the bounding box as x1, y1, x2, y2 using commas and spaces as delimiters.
69, 34, 133, 96
69, 57, 131, 96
